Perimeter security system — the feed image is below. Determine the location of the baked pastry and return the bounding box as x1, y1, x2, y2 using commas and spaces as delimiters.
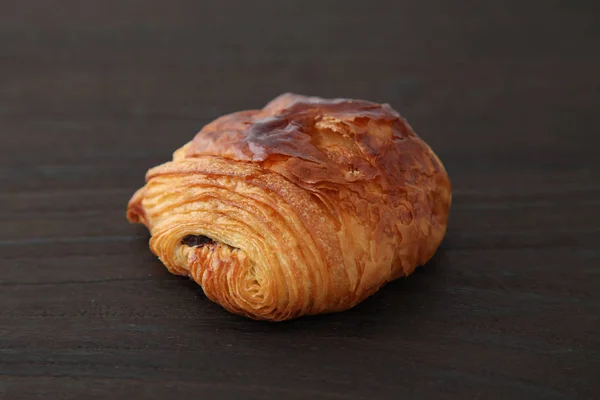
127, 93, 451, 321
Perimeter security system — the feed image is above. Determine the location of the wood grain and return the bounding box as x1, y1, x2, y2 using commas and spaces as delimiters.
1, 0, 599, 398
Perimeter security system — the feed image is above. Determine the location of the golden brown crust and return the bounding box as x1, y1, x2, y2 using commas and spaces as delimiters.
127, 93, 451, 321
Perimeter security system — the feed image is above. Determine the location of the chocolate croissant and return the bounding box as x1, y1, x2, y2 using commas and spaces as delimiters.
127, 93, 451, 321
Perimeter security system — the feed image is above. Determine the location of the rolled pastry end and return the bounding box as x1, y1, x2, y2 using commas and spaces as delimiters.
126, 167, 337, 321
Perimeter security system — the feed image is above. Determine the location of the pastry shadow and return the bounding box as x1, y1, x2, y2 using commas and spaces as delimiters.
243, 248, 449, 337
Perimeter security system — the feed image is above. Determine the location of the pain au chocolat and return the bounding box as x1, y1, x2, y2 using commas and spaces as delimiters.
127, 93, 451, 321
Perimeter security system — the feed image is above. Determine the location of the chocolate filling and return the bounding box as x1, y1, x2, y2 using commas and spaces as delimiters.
181, 235, 214, 247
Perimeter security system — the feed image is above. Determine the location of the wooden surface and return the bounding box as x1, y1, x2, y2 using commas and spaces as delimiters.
1, 1, 599, 399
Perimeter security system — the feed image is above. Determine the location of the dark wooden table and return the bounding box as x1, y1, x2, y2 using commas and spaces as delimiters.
2, 1, 599, 399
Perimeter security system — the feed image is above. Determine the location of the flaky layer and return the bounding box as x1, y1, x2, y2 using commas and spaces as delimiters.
127, 93, 451, 321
